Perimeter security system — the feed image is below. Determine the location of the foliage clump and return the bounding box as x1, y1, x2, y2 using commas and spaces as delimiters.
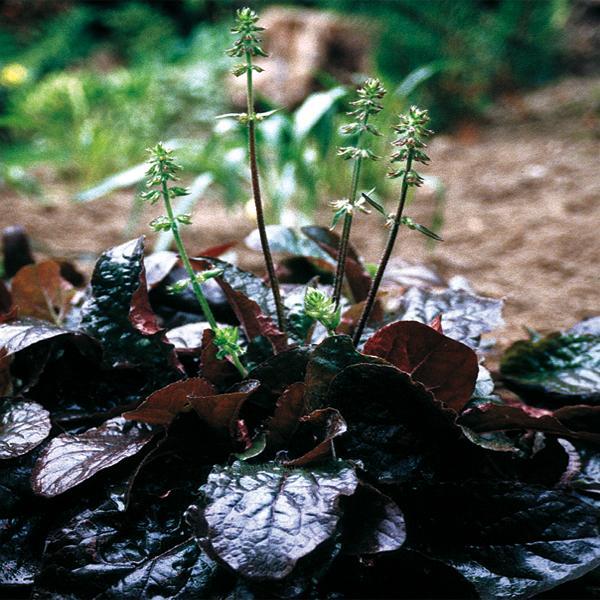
0, 7, 598, 600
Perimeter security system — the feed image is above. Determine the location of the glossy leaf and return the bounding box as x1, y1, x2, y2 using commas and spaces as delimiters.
199, 328, 239, 388
101, 539, 223, 600
328, 363, 458, 484
144, 251, 179, 289
304, 335, 386, 411
390, 286, 504, 349
266, 382, 307, 451
189, 380, 260, 440
0, 349, 10, 396
34, 451, 211, 598
364, 321, 479, 412
192, 257, 288, 352
31, 417, 155, 497
342, 483, 406, 556
0, 319, 78, 356
458, 399, 600, 444
0, 400, 51, 459
123, 378, 216, 426
401, 480, 600, 599
245, 225, 333, 264
285, 407, 347, 467
80, 238, 180, 378
302, 227, 372, 303
165, 322, 209, 351
501, 331, 600, 402
194, 460, 358, 579
11, 260, 75, 323
245, 345, 311, 411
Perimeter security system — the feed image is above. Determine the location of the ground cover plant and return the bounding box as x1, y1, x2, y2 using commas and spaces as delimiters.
1, 7, 600, 600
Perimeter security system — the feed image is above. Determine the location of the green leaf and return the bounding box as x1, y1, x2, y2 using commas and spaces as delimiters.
501, 331, 600, 402
234, 432, 267, 461
193, 460, 358, 579
361, 191, 387, 216
401, 216, 443, 241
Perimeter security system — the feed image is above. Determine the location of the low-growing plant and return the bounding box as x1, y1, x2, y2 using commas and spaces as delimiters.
0, 7, 599, 600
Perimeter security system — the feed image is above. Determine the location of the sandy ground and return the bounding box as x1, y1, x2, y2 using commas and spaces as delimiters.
2, 76, 599, 350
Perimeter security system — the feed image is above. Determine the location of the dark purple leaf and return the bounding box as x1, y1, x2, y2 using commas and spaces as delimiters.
144, 250, 179, 289
301, 227, 371, 302
0, 400, 51, 459
123, 377, 216, 426
266, 382, 307, 451
304, 335, 386, 411
285, 408, 347, 467
458, 400, 600, 444
101, 539, 222, 600
342, 483, 406, 556
192, 257, 288, 353
0, 319, 78, 356
0, 349, 10, 396
245, 226, 333, 264
80, 237, 180, 379
301, 225, 361, 263
244, 345, 311, 412
193, 460, 358, 580
199, 328, 239, 388
401, 480, 600, 599
327, 363, 458, 484
389, 286, 504, 350
166, 322, 209, 351
189, 380, 260, 441
364, 320, 479, 412
31, 417, 155, 497
34, 451, 211, 598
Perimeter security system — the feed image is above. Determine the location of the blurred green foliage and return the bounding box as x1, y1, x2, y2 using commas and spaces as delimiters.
0, 0, 571, 218
319, 0, 568, 128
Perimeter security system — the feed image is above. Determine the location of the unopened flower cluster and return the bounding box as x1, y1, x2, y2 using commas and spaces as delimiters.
388, 106, 433, 184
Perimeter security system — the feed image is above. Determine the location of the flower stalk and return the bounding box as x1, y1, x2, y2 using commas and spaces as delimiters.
142, 143, 247, 377
353, 106, 434, 346
332, 78, 386, 308
227, 8, 286, 333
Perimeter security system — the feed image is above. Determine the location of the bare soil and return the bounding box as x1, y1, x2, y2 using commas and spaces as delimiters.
2, 76, 599, 351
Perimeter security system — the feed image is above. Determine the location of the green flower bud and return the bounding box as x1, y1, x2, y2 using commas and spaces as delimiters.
167, 278, 191, 295
149, 216, 172, 232
213, 326, 245, 360
226, 8, 268, 60
303, 287, 341, 334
